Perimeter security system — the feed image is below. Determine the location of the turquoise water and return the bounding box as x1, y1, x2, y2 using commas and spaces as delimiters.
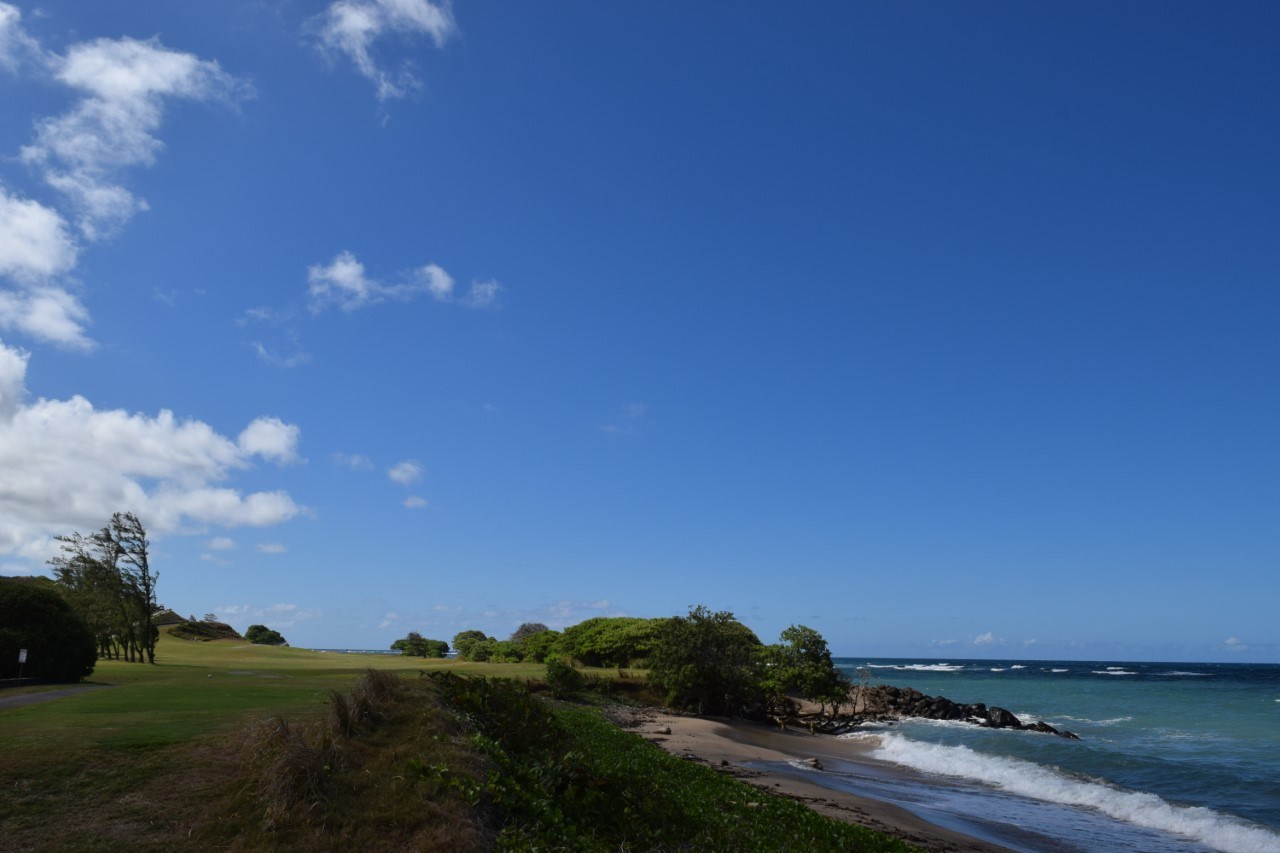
782, 659, 1280, 852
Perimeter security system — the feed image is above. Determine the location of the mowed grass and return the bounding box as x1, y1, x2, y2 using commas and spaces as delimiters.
0, 630, 550, 849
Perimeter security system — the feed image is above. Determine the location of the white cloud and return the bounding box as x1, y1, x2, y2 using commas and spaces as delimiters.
307, 251, 497, 314
216, 602, 320, 630
332, 452, 373, 471
0, 186, 79, 281
238, 416, 302, 464
403, 495, 427, 508
312, 0, 455, 101
207, 536, 236, 551
973, 631, 997, 645
0, 186, 90, 350
388, 459, 422, 485
601, 401, 647, 436
0, 340, 303, 562
256, 542, 287, 554
0, 3, 41, 73
20, 36, 251, 240
1224, 637, 1248, 651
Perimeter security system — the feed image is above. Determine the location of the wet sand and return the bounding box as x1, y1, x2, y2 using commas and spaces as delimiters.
608, 707, 1012, 853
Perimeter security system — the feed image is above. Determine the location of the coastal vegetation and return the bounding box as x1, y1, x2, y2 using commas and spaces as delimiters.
246, 624, 289, 646
0, 627, 915, 851
47, 512, 159, 664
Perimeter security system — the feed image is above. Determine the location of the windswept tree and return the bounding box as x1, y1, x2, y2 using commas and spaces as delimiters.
49, 512, 158, 664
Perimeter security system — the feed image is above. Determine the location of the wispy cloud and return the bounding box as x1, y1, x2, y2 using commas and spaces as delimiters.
207, 536, 237, 551
216, 602, 320, 630
601, 401, 647, 436
21, 36, 252, 241
403, 495, 427, 509
332, 451, 373, 471
388, 459, 423, 485
1, 19, 249, 350
310, 0, 456, 101
256, 542, 287, 554
307, 251, 502, 314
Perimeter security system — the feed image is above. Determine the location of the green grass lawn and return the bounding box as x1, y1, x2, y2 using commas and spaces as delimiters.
0, 631, 556, 849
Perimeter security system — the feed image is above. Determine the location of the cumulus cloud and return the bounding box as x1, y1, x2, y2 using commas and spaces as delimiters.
20, 36, 251, 241
388, 459, 422, 485
311, 0, 456, 101
403, 495, 427, 508
0, 340, 303, 562
973, 631, 997, 645
238, 416, 302, 464
0, 186, 90, 349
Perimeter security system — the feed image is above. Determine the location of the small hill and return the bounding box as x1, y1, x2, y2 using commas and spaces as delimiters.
168, 620, 243, 642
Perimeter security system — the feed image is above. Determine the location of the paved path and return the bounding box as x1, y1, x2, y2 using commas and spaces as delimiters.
0, 684, 111, 710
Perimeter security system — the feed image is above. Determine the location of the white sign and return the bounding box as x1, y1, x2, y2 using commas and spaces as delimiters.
18, 649, 27, 663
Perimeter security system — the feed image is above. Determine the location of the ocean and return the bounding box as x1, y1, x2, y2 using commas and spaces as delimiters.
761, 658, 1280, 852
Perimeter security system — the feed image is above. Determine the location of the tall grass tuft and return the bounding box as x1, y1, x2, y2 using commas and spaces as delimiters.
241, 716, 333, 826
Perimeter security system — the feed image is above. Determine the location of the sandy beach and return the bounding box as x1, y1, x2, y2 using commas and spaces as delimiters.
607, 707, 1012, 853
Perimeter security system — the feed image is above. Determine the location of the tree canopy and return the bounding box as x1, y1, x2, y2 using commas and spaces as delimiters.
245, 624, 288, 646
558, 616, 662, 667
646, 606, 765, 716
391, 631, 448, 658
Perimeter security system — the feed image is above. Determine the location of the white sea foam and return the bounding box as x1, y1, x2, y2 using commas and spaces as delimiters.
1094, 669, 1137, 676
866, 663, 966, 672
1010, 665, 1026, 669
1049, 668, 1069, 673
1056, 715, 1133, 726
1161, 671, 1207, 677
845, 733, 1280, 853
990, 667, 1006, 672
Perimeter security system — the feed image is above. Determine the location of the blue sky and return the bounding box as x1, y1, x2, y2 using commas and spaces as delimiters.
1, 1, 1276, 662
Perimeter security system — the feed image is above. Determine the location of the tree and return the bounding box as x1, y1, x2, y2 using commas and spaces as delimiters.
761, 624, 849, 717
0, 579, 96, 681
391, 631, 448, 658
451, 629, 489, 660
647, 605, 764, 717
520, 628, 561, 663
49, 513, 158, 664
510, 622, 550, 644
558, 617, 662, 667
245, 624, 288, 646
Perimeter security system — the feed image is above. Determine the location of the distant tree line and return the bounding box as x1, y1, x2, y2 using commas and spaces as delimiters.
48, 512, 159, 664
391, 605, 849, 718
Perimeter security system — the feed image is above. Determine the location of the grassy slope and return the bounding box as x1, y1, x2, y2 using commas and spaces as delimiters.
1, 631, 914, 851
0, 631, 539, 848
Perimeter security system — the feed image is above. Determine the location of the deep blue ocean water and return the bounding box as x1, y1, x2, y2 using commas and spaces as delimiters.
766, 658, 1280, 852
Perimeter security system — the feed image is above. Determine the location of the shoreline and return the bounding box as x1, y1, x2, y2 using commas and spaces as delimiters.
609, 706, 1013, 853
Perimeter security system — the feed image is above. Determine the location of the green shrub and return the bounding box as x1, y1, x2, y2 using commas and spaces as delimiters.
0, 579, 96, 681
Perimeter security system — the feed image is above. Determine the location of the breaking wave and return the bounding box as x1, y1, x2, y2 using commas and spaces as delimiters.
843, 733, 1280, 853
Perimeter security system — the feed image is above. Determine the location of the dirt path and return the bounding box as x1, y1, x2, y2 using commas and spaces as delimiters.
0, 684, 111, 710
